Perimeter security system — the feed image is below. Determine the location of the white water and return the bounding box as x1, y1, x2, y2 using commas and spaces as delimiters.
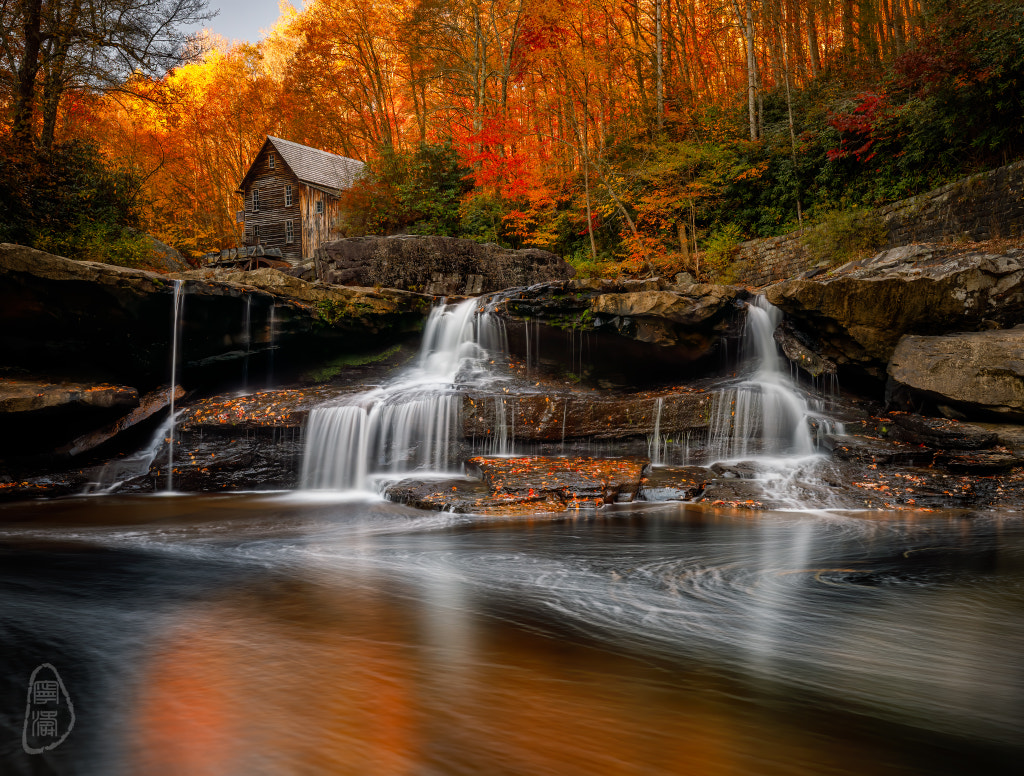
266, 306, 277, 388
241, 294, 252, 391
649, 397, 665, 466
167, 280, 184, 491
707, 297, 815, 461
301, 299, 509, 491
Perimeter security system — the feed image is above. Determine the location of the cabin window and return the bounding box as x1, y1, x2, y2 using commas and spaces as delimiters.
268, 152, 276, 170
285, 184, 292, 207
285, 220, 294, 243
315, 199, 324, 214
252, 224, 260, 241
252, 189, 260, 212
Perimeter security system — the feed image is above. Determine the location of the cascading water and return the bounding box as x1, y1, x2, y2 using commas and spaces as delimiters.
649, 397, 665, 466
706, 297, 815, 461
301, 299, 509, 491
266, 306, 277, 388
241, 294, 252, 391
167, 280, 184, 491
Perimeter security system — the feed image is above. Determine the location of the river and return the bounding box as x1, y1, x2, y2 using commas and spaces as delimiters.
1, 494, 1022, 774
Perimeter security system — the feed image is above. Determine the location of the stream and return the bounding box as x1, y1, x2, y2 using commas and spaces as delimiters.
1, 496, 1022, 774
2, 298, 1023, 774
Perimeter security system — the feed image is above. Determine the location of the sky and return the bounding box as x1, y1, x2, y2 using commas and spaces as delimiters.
190, 0, 296, 44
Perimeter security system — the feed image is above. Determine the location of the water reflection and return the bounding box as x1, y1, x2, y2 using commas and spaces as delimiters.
0, 496, 1021, 774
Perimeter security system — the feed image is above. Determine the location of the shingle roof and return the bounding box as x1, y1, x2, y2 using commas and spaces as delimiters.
239, 137, 365, 194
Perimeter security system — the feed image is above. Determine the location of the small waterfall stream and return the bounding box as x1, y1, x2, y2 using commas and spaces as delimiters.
706, 297, 815, 461
166, 280, 184, 491
241, 294, 252, 391
301, 299, 509, 491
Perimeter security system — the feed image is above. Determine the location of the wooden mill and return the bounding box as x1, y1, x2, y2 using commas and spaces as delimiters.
237, 136, 365, 263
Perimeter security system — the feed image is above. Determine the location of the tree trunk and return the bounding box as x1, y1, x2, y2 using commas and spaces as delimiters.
12, 0, 44, 147
807, 6, 821, 77
655, 0, 664, 129
731, 0, 759, 141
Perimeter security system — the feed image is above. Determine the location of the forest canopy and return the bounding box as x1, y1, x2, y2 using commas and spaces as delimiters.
2, 0, 1022, 276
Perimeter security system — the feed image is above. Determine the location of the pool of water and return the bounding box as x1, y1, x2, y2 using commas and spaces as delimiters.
1, 494, 1022, 774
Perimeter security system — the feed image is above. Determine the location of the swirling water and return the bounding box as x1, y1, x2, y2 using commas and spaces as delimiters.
1, 495, 1021, 775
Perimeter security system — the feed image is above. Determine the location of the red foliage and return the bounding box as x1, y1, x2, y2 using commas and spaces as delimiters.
826, 92, 888, 163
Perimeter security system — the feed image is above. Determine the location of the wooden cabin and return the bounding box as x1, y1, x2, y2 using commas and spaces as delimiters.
237, 137, 365, 263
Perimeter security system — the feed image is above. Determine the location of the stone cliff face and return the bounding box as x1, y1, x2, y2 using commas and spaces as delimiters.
488, 277, 749, 385
315, 234, 574, 294
766, 245, 1024, 387
0, 243, 430, 474
0, 243, 430, 389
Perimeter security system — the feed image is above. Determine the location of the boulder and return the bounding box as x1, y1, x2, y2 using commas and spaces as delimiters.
639, 466, 711, 501
384, 457, 649, 514
315, 234, 574, 294
887, 328, 1024, 421
467, 456, 646, 507
765, 245, 1024, 384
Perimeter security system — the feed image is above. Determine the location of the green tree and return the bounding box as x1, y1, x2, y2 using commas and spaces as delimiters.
338, 140, 474, 236
0, 137, 150, 266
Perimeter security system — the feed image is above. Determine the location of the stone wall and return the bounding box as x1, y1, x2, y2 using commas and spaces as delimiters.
315, 234, 574, 295
732, 158, 1024, 287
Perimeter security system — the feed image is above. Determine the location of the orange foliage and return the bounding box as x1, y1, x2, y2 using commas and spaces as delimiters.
55, 0, 924, 256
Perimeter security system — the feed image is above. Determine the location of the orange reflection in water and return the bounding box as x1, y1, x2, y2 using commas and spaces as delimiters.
124, 575, 923, 776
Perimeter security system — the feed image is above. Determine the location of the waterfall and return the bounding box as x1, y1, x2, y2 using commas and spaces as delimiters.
266, 306, 276, 388
649, 397, 665, 466
167, 280, 184, 491
706, 297, 815, 461
492, 396, 515, 456
241, 294, 252, 391
301, 299, 508, 491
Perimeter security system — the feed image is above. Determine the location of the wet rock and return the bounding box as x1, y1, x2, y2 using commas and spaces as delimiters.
493, 279, 747, 342
0, 471, 89, 503
180, 388, 335, 431
146, 428, 304, 492
774, 321, 836, 378
887, 328, 1024, 421
461, 389, 713, 442
821, 433, 935, 466
314, 235, 573, 294
969, 423, 1024, 451
467, 456, 647, 509
766, 246, 1024, 384
885, 413, 999, 450
384, 477, 561, 514
0, 377, 137, 413
933, 451, 1024, 474
0, 376, 143, 461
710, 461, 769, 479
59, 385, 185, 457
640, 466, 711, 501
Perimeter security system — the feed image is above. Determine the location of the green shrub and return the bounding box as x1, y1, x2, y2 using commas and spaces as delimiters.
702, 223, 744, 282
801, 207, 887, 266
563, 248, 613, 279
0, 138, 148, 267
